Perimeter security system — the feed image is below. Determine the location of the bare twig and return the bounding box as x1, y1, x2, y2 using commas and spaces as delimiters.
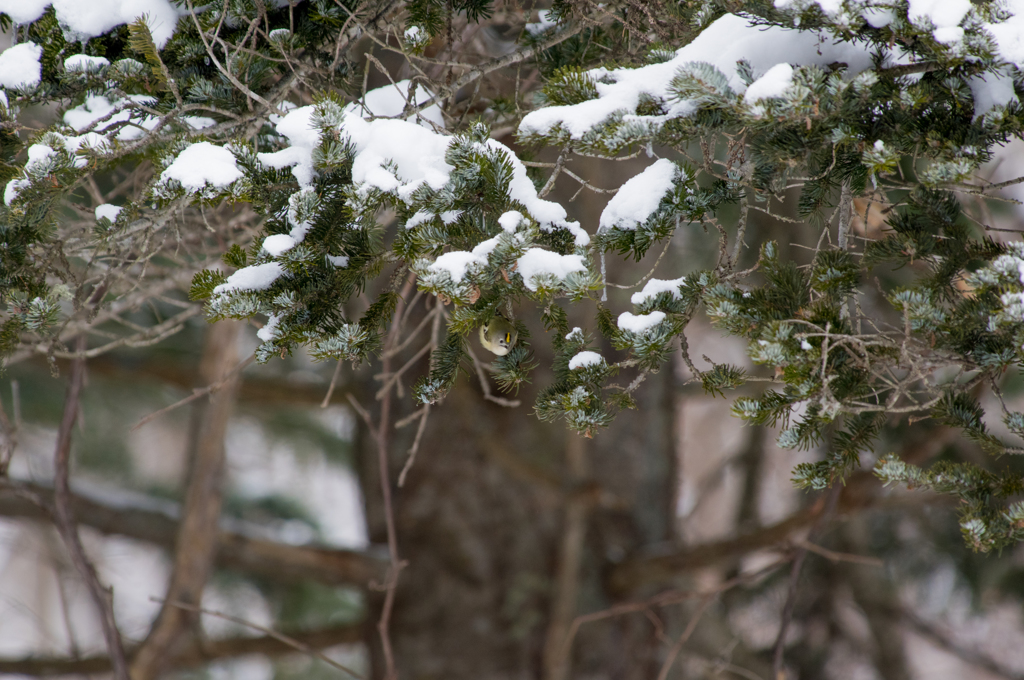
51, 335, 130, 680
131, 354, 255, 431
373, 274, 417, 680
771, 485, 842, 679
837, 178, 853, 250
320, 359, 344, 408
792, 538, 883, 567
561, 561, 786, 669
542, 435, 589, 680
161, 599, 365, 679
466, 343, 521, 408
655, 596, 715, 680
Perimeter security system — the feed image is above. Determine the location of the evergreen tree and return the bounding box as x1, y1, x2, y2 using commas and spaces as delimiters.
9, 0, 1024, 676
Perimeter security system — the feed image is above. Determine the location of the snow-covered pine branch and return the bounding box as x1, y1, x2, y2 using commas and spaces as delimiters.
9, 0, 1024, 549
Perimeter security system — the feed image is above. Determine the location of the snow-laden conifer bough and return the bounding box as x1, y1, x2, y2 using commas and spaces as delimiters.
9, 0, 1024, 551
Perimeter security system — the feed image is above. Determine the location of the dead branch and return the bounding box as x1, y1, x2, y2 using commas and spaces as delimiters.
50, 334, 130, 680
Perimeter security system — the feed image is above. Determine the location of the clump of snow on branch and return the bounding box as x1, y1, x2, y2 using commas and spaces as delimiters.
0, 0, 181, 46
63, 94, 213, 145
630, 277, 686, 305
599, 159, 678, 232
429, 251, 488, 283
0, 43, 42, 89
498, 210, 525, 232
346, 79, 445, 128
517, 249, 587, 291
158, 142, 242, 195
744, 63, 795, 114
94, 204, 122, 222
618, 311, 666, 334
257, 313, 282, 342
213, 262, 286, 295
259, 105, 318, 187
568, 351, 604, 370
525, 9, 557, 35
64, 54, 109, 72
518, 13, 889, 139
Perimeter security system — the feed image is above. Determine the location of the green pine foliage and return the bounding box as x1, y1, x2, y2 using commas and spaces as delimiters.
11, 0, 1024, 550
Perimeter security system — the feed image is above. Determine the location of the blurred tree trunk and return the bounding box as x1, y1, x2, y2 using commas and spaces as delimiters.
356, 344, 679, 679
131, 319, 243, 680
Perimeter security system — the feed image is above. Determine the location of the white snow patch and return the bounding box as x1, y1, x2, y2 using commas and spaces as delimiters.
566, 327, 583, 341
343, 113, 454, 196
526, 9, 557, 35
519, 13, 903, 140
345, 79, 444, 129
774, 0, 842, 13
160, 142, 241, 192
24, 144, 55, 174
568, 350, 604, 370
262, 234, 297, 256
214, 262, 286, 294
599, 159, 677, 232
0, 43, 42, 89
258, 105, 319, 187
327, 254, 349, 267
94, 203, 122, 222
630, 277, 685, 305
744, 63, 794, 104
428, 250, 486, 282
64, 54, 109, 72
405, 210, 434, 229
862, 7, 895, 28
257, 313, 282, 342
985, 6, 1024, 67
517, 248, 587, 291
3, 178, 28, 204
498, 210, 525, 232
63, 94, 205, 142
908, 0, 970, 45
440, 210, 462, 224
969, 69, 1018, 118
471, 235, 501, 259
618, 310, 666, 334
0, 0, 182, 47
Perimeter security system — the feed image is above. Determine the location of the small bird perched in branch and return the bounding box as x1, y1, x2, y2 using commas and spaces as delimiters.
479, 314, 517, 356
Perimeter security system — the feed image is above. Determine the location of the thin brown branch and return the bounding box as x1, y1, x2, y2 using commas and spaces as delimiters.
51, 335, 130, 680
163, 600, 364, 679
0, 480, 389, 588
0, 623, 364, 677
792, 538, 883, 567
608, 470, 918, 592
772, 485, 842, 679
321, 359, 345, 408
466, 343, 521, 408
561, 561, 786, 667
655, 596, 715, 680
542, 435, 589, 680
374, 273, 416, 680
131, 353, 255, 431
